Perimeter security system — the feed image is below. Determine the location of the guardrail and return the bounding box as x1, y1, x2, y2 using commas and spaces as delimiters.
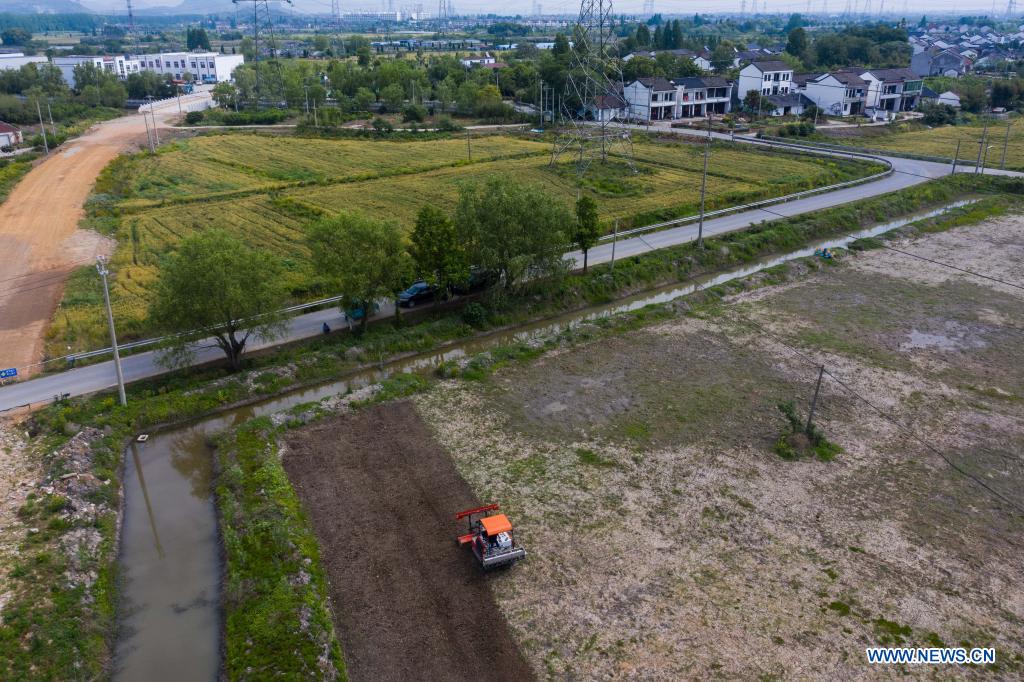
599, 144, 894, 242
756, 134, 975, 168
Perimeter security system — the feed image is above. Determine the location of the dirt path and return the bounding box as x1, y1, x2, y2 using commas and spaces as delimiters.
0, 95, 207, 377
282, 401, 535, 682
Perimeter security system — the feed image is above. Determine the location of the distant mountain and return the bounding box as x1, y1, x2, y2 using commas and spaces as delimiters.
0, 0, 93, 12
131, 0, 239, 16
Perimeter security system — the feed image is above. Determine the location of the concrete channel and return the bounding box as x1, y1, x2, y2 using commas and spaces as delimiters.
111, 199, 975, 679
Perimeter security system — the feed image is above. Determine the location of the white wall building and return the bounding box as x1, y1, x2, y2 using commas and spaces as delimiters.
0, 52, 48, 71
803, 71, 867, 116
52, 55, 141, 88
132, 52, 244, 83
737, 60, 793, 100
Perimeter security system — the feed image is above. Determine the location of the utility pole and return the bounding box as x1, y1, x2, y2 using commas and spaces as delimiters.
805, 364, 825, 434
35, 100, 49, 155
974, 121, 988, 174
146, 96, 160, 145
96, 257, 127, 407
981, 141, 992, 172
141, 109, 155, 152
610, 219, 618, 270
1000, 123, 1010, 170
951, 139, 960, 175
697, 139, 710, 248
176, 84, 183, 114
46, 100, 56, 138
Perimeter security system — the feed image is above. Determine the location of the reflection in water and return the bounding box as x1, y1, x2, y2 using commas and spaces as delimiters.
130, 442, 164, 559
168, 428, 215, 500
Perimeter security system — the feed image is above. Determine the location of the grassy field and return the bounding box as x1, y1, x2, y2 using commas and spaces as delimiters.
49, 132, 878, 355
819, 116, 1024, 169
0, 156, 34, 206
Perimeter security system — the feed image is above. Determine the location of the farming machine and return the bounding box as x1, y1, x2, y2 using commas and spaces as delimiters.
455, 504, 526, 569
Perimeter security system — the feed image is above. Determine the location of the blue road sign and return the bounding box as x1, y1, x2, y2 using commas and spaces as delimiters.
0, 368, 17, 379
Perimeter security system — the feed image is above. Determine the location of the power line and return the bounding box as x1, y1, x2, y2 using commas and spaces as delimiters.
881, 245, 1024, 292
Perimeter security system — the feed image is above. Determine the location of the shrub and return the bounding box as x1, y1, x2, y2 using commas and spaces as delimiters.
401, 104, 426, 123
184, 110, 203, 125
461, 302, 488, 328
437, 114, 461, 131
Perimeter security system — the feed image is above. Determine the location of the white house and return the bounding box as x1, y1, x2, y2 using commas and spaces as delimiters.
737, 60, 793, 101
132, 52, 244, 83
585, 93, 627, 122
937, 91, 962, 108
0, 121, 23, 147
0, 52, 47, 71
460, 52, 496, 68
860, 68, 923, 112
803, 70, 867, 116
622, 76, 677, 122
672, 76, 732, 117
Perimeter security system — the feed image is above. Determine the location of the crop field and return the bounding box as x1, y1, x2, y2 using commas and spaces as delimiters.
408, 214, 1024, 679
49, 133, 878, 354
819, 117, 1024, 170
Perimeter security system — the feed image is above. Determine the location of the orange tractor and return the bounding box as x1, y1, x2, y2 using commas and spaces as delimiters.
455, 504, 526, 569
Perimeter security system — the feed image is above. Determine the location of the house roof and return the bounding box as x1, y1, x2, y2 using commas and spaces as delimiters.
765, 92, 812, 108
748, 59, 792, 72
863, 67, 919, 82
0, 121, 19, 134
671, 75, 728, 89
921, 85, 939, 98
632, 76, 675, 92
593, 93, 627, 109
792, 72, 819, 87
828, 70, 867, 86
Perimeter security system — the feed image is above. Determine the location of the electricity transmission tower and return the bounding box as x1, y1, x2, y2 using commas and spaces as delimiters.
1008, 0, 1017, 16
549, 0, 635, 176
232, 0, 292, 108
124, 0, 137, 47
642, 0, 654, 14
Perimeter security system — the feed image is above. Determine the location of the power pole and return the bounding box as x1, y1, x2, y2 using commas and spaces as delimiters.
46, 100, 56, 138
974, 121, 988, 174
805, 365, 825, 434
697, 139, 709, 248
146, 96, 160, 145
35, 100, 49, 155
96, 257, 127, 407
610, 219, 618, 270
1000, 123, 1010, 169
141, 108, 155, 152
951, 138, 959, 174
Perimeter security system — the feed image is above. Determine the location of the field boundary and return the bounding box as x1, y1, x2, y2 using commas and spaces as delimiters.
758, 134, 974, 167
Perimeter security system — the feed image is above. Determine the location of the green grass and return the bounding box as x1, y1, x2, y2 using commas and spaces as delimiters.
0, 155, 35, 205
215, 418, 346, 680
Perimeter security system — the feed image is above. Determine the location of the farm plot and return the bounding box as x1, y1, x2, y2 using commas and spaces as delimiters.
820, 118, 1024, 170
413, 215, 1024, 679
49, 134, 877, 354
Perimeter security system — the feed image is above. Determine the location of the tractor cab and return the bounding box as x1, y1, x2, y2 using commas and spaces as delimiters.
455, 504, 526, 569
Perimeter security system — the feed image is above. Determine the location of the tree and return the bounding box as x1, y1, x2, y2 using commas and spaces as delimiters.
1, 28, 32, 46
710, 45, 735, 72
635, 23, 651, 47
784, 13, 804, 32
212, 81, 239, 109
186, 27, 211, 51
380, 82, 405, 112
307, 213, 411, 331
786, 28, 808, 60
409, 205, 468, 304
552, 33, 570, 56
354, 86, 375, 112
744, 89, 768, 116
455, 178, 571, 292
573, 195, 600, 273
148, 230, 288, 371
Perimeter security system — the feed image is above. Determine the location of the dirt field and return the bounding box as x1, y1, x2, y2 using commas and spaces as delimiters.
282, 402, 535, 682
0, 94, 207, 376
412, 215, 1024, 679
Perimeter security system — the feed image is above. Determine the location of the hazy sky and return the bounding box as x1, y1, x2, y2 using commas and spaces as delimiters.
80, 0, 1020, 17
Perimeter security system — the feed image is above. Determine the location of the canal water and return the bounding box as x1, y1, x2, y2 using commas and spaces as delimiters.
111, 200, 973, 680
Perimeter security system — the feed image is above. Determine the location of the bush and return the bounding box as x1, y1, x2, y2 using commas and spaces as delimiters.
437, 114, 461, 131
461, 302, 488, 328
372, 116, 393, 135
184, 110, 203, 125
775, 400, 842, 462
401, 104, 426, 123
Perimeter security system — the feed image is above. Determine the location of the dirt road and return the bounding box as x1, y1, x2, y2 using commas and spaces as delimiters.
0, 95, 208, 376
282, 401, 536, 682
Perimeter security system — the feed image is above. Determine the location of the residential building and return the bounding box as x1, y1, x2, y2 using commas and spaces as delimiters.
860, 68, 923, 112
623, 76, 677, 121
132, 52, 244, 83
737, 60, 793, 101
0, 121, 23, 147
911, 47, 970, 77
937, 91, 962, 108
672, 76, 732, 117
623, 48, 712, 72
585, 92, 627, 122
460, 52, 496, 68
763, 92, 814, 117
803, 70, 867, 116
0, 52, 47, 71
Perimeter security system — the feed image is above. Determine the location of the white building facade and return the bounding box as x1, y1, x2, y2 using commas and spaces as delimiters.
737, 60, 793, 100
0, 53, 48, 71
132, 52, 244, 83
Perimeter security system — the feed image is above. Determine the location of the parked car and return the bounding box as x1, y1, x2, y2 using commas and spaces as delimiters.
398, 281, 435, 307
450, 267, 498, 295
345, 301, 379, 320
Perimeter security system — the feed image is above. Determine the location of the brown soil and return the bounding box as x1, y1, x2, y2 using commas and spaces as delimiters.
282, 401, 535, 682
0, 94, 206, 375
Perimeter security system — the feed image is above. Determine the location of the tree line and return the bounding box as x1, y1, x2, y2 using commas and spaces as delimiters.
150, 179, 602, 371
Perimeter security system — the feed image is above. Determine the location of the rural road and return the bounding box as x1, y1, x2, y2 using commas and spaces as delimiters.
0, 90, 213, 377
0, 132, 1019, 411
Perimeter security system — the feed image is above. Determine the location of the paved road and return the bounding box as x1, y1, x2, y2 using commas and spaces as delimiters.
0, 135, 1017, 412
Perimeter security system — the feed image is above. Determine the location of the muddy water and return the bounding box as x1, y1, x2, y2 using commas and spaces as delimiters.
112, 200, 973, 679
